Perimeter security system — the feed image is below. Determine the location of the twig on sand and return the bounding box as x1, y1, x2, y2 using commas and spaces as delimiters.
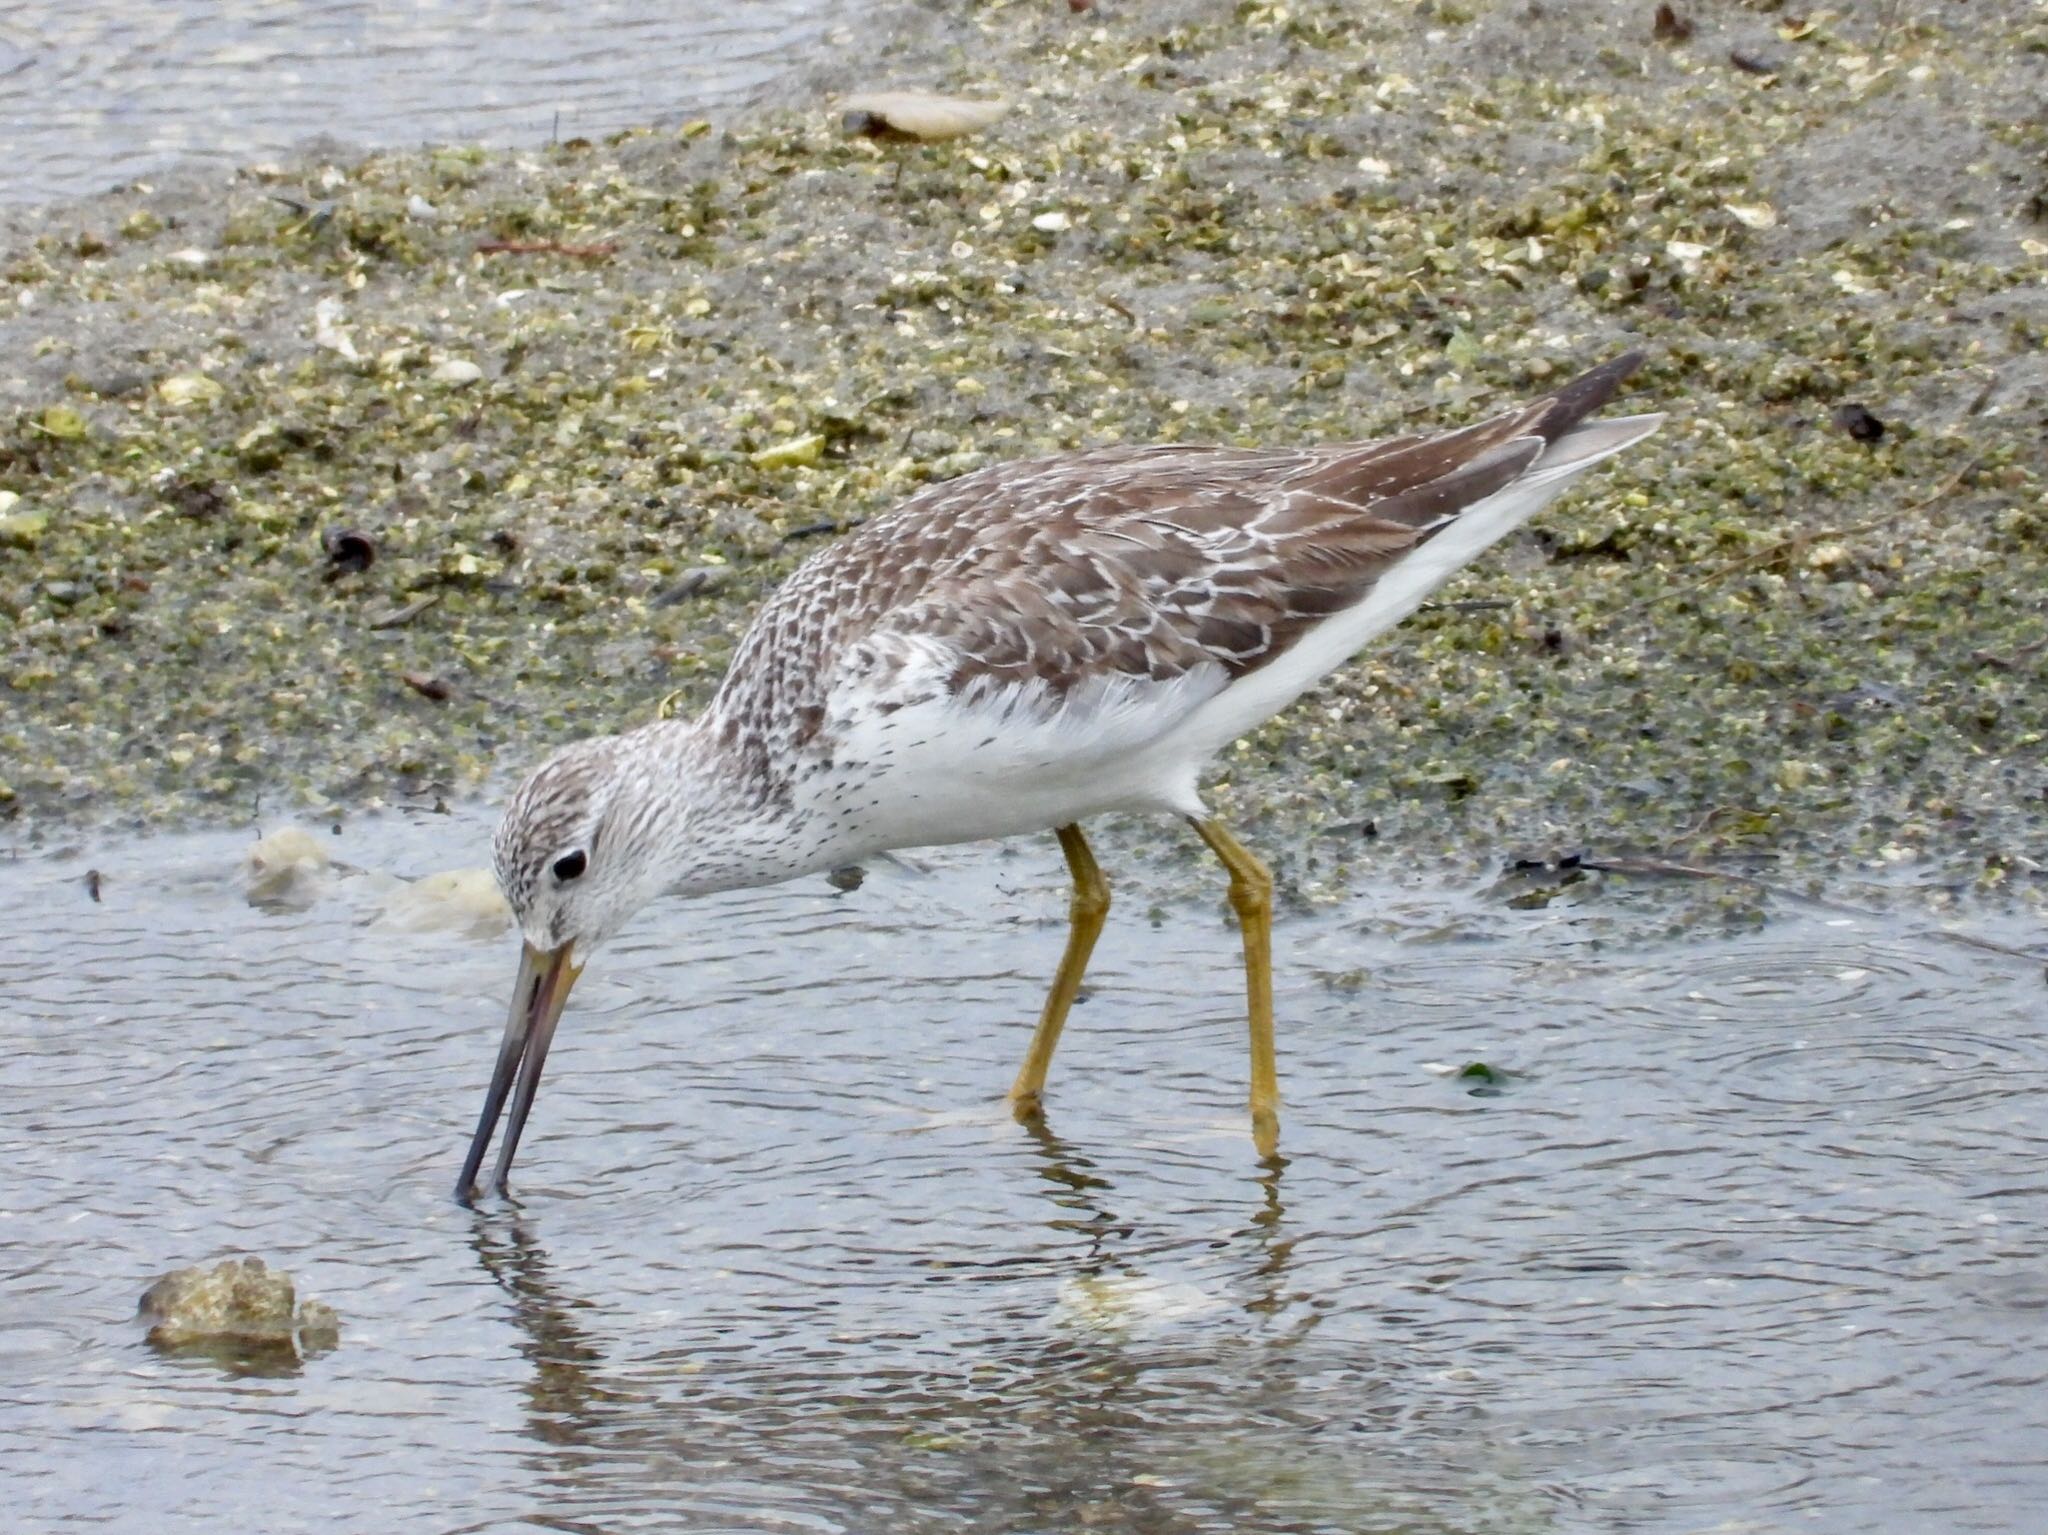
1901, 455, 1982, 512
1612, 458, 1982, 621
1576, 852, 2047, 963
1610, 517, 1886, 618
1419, 598, 1512, 615
474, 238, 618, 260
366, 592, 443, 630
1973, 634, 2048, 672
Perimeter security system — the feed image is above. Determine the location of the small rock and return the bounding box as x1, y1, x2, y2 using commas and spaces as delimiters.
1832, 403, 1885, 442
313, 295, 359, 360
406, 194, 439, 221
750, 433, 825, 470
157, 373, 224, 408
166, 247, 211, 269
431, 357, 484, 386
1665, 239, 1710, 275
36, 404, 88, 440
1652, 4, 1693, 42
139, 1257, 339, 1362
0, 500, 47, 548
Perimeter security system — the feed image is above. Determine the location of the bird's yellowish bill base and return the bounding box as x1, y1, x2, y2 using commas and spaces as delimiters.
456, 941, 582, 1202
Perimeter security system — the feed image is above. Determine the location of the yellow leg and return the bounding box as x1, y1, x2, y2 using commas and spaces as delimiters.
1191, 817, 1281, 1159
1009, 824, 1110, 1119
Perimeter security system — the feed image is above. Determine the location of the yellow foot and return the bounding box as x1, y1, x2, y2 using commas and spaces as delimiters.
1252, 1106, 1281, 1161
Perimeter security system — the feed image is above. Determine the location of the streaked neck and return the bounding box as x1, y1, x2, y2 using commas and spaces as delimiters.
628, 712, 841, 898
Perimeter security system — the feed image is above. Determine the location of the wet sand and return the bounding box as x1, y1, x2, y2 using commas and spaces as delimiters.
0, 0, 2042, 910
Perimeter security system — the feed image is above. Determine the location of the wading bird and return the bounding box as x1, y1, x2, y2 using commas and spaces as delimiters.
459, 353, 1662, 1198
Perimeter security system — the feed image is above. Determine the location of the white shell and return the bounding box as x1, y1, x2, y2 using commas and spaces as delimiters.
839, 91, 1009, 142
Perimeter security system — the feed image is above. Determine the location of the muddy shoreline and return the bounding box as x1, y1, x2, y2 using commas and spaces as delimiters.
1, 0, 2042, 909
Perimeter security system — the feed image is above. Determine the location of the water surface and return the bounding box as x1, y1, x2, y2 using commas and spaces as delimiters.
0, 0, 845, 204
3, 810, 2045, 1532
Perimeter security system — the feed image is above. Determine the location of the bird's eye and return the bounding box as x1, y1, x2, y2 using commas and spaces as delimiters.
552, 850, 588, 882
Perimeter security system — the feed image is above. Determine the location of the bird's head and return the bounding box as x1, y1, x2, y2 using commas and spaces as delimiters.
458, 732, 672, 1202
491, 733, 663, 957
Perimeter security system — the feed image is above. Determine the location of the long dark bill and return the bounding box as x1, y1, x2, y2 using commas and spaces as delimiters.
455, 941, 581, 1202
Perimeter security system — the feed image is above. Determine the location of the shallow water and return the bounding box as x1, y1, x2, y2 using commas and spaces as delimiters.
0, 0, 844, 205
3, 809, 2045, 1533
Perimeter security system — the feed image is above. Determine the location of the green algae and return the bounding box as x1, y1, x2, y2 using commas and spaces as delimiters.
0, 0, 2041, 915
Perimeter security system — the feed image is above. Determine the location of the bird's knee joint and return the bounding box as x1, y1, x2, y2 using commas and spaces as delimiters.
1071, 889, 1111, 922
1227, 876, 1272, 918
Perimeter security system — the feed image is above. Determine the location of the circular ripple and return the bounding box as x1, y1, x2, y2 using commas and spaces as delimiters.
1705, 1029, 2023, 1112
1355, 952, 1553, 1020
1663, 940, 1921, 1024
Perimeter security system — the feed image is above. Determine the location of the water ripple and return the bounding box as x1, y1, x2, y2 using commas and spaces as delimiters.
0, 0, 847, 205
1, 810, 2044, 1532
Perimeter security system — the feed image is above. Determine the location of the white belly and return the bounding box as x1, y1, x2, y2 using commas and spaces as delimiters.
805, 414, 1662, 860
805, 668, 1219, 858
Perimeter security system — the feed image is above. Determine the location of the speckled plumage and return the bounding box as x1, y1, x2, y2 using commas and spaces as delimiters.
467, 353, 1662, 1194
493, 354, 1661, 952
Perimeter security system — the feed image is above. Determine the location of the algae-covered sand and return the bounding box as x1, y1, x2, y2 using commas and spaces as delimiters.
0, 0, 2041, 906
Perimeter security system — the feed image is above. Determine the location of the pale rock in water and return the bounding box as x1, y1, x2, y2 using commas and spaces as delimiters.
1051, 1274, 1224, 1335
139, 1256, 340, 1360
243, 825, 332, 907
377, 867, 511, 938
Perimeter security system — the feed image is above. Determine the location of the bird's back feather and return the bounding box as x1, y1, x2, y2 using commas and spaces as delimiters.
715, 353, 1660, 766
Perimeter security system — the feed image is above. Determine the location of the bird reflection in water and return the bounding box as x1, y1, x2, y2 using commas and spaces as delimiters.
462, 1124, 1323, 1528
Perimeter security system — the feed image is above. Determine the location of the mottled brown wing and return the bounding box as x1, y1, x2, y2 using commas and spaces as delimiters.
718, 354, 1641, 728
875, 439, 1529, 702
